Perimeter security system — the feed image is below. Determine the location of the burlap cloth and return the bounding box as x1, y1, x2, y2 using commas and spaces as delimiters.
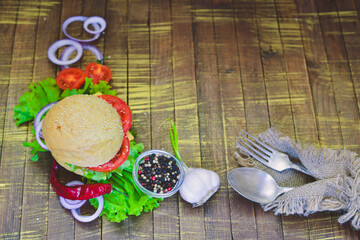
234, 128, 360, 230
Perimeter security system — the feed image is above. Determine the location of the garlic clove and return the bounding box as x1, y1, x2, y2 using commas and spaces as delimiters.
179, 168, 220, 207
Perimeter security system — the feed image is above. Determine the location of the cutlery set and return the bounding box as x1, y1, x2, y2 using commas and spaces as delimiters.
227, 129, 310, 204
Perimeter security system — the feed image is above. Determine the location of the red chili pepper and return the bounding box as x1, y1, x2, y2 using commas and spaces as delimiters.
49, 160, 112, 200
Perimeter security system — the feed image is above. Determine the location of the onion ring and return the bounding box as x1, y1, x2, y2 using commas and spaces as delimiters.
35, 120, 49, 151
62, 16, 102, 43
83, 16, 106, 35
48, 39, 83, 66
71, 195, 104, 222
59, 181, 87, 210
34, 102, 57, 138
60, 44, 104, 69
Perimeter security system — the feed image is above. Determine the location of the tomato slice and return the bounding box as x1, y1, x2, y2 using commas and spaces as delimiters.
87, 136, 130, 172
98, 95, 132, 132
56, 68, 86, 90
85, 63, 112, 84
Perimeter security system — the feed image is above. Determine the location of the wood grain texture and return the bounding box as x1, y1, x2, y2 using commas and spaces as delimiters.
150, 1, 179, 239
0, 0, 40, 239
2, 0, 360, 239
0, 0, 17, 164
315, 0, 360, 238
233, 0, 266, 238
212, 0, 249, 239
295, 0, 358, 238
275, 0, 316, 239
171, 0, 206, 239
19, 1, 61, 239
192, 0, 232, 239
126, 0, 153, 239
254, 0, 293, 238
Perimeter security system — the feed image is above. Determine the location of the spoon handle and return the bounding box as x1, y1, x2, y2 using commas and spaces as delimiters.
282, 187, 294, 193
274, 187, 294, 201
289, 162, 311, 176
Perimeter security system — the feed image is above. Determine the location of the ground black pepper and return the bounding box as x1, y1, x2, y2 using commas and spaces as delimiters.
138, 153, 180, 194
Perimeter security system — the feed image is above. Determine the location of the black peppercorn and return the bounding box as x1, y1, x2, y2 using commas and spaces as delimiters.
138, 153, 180, 194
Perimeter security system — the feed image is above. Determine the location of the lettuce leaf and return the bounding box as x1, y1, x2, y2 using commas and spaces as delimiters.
23, 139, 48, 161
14, 78, 61, 126
61, 78, 117, 98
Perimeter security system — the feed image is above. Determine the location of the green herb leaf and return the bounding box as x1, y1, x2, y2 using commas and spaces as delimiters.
88, 80, 117, 96
96, 57, 105, 64
168, 119, 182, 161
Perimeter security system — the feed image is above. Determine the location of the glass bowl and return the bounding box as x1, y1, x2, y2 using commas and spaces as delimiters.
132, 149, 185, 198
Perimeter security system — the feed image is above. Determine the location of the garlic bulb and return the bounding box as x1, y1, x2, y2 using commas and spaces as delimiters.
179, 168, 220, 207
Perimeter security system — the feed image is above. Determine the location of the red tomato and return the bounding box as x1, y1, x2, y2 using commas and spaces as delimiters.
87, 136, 130, 172
56, 68, 86, 90
85, 63, 112, 84
98, 95, 132, 133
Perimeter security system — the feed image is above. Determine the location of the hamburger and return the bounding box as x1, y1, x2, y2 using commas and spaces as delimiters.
42, 94, 130, 179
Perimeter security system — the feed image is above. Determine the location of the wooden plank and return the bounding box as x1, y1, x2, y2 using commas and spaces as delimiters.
294, 0, 343, 149
233, 0, 266, 238
102, 0, 128, 97
0, 0, 18, 162
46, 1, 83, 239
336, 0, 360, 114
126, 0, 154, 239
171, 0, 206, 239
253, 0, 297, 238
19, 1, 61, 239
149, 0, 178, 239
191, 0, 232, 239
0, 0, 40, 239
295, 0, 356, 238
316, 0, 360, 237
316, 0, 360, 151
211, 0, 251, 239
335, 0, 360, 235
275, 0, 319, 238
335, 0, 360, 151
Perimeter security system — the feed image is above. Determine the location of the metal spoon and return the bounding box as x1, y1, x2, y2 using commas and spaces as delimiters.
227, 167, 293, 204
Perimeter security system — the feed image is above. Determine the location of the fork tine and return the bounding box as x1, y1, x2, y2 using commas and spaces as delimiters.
236, 136, 270, 162
241, 129, 274, 155
236, 140, 268, 165
238, 132, 272, 158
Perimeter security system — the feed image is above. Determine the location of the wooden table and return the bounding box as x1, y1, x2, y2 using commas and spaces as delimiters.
1, 0, 360, 239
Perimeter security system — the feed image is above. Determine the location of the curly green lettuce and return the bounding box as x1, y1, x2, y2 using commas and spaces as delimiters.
14, 78, 61, 126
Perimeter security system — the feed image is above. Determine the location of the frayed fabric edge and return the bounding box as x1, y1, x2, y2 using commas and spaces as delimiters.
263, 196, 325, 216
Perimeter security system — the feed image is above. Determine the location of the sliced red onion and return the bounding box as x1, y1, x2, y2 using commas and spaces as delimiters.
35, 120, 49, 151
83, 16, 106, 35
62, 16, 102, 43
48, 39, 83, 65
34, 102, 57, 138
59, 181, 87, 210
60, 44, 104, 69
71, 195, 104, 222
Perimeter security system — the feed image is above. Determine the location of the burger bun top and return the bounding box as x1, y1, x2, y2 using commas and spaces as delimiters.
42, 94, 124, 168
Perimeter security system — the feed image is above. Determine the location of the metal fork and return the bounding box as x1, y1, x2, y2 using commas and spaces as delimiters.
236, 129, 310, 175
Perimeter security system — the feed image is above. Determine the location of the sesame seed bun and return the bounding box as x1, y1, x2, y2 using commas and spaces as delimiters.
42, 94, 124, 168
